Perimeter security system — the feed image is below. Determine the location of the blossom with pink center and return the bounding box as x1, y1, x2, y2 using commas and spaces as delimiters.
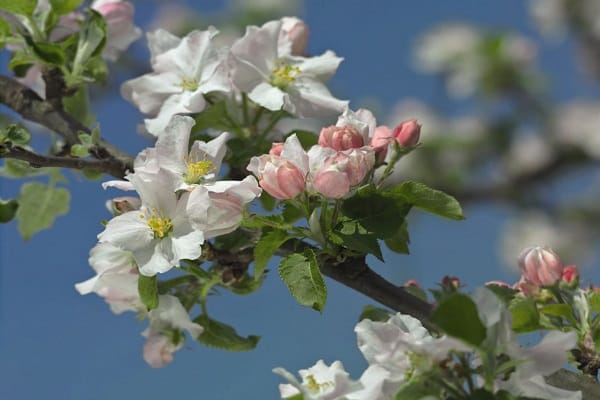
247, 134, 309, 199
518, 246, 564, 287
310, 147, 375, 199
318, 125, 364, 151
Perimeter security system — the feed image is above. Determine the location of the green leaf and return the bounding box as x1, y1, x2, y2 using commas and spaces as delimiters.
388, 181, 465, 220
69, 10, 106, 85
195, 315, 260, 351
5, 125, 31, 145
287, 130, 318, 148
540, 303, 577, 326
138, 274, 159, 310
225, 274, 264, 295
278, 249, 327, 312
484, 283, 518, 306
0, 16, 10, 50
589, 291, 600, 313
0, 198, 18, 223
49, 0, 83, 15
24, 36, 66, 66
282, 202, 303, 224
359, 305, 392, 322
0, 159, 49, 178
432, 293, 486, 346
509, 296, 540, 333
0, 0, 36, 15
191, 101, 231, 134
253, 229, 291, 279
384, 221, 410, 254
342, 184, 410, 239
70, 144, 89, 157
62, 87, 90, 124
330, 219, 383, 261
16, 182, 70, 240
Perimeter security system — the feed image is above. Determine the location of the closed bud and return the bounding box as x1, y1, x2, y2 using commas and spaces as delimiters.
518, 246, 564, 287
370, 126, 393, 160
259, 158, 306, 199
318, 125, 364, 151
561, 265, 579, 286
393, 119, 421, 147
269, 142, 284, 156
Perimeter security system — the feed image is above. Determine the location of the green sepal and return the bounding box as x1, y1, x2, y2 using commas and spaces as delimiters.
195, 315, 260, 351
138, 274, 159, 310
278, 249, 327, 312
384, 221, 410, 254
24, 35, 66, 66
431, 293, 487, 347
2, 124, 31, 145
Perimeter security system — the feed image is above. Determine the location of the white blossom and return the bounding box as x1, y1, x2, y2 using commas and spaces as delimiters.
230, 19, 347, 119
121, 28, 230, 136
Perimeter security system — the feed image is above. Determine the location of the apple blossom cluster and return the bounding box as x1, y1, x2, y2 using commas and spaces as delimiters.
121, 17, 347, 136
76, 115, 261, 366
275, 287, 581, 400
247, 108, 421, 200
4, 0, 142, 98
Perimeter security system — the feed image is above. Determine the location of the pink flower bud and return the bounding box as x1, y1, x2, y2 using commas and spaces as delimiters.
370, 126, 393, 160
281, 17, 309, 56
312, 168, 350, 199
269, 142, 284, 156
514, 277, 540, 297
485, 280, 511, 287
143, 332, 178, 368
318, 125, 364, 151
404, 279, 421, 288
441, 275, 461, 290
94, 1, 134, 27
518, 246, 564, 287
393, 119, 421, 147
561, 265, 579, 285
258, 157, 306, 199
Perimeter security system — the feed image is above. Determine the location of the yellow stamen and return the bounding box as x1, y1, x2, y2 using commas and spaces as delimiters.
305, 374, 333, 393
184, 159, 214, 184
146, 213, 173, 239
270, 59, 301, 90
178, 76, 199, 91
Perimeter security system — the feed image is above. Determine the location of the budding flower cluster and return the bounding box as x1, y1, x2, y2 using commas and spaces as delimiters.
517, 246, 564, 287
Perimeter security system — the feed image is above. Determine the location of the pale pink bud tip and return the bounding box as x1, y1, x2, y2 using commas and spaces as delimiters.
518, 246, 564, 287
318, 125, 364, 151
441, 275, 460, 289
393, 119, 421, 147
281, 17, 309, 56
269, 142, 284, 156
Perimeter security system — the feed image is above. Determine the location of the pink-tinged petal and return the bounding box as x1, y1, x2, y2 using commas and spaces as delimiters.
142, 331, 179, 368
280, 134, 309, 174
185, 186, 211, 231
146, 29, 182, 66
292, 50, 343, 82
312, 169, 350, 199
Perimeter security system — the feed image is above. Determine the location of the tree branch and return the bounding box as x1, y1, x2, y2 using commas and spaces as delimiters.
0, 74, 133, 178
0, 145, 119, 173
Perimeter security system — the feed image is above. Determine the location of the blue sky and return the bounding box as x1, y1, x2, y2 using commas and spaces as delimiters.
1, 1, 598, 399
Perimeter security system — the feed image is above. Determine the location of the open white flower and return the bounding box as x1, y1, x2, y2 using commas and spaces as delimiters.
274, 360, 361, 400
121, 28, 230, 136
139, 115, 231, 191
98, 170, 207, 276
230, 19, 347, 119
75, 242, 143, 314
142, 294, 204, 368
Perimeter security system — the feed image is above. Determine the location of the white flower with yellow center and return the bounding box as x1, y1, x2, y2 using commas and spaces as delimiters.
121, 28, 230, 136
230, 19, 348, 119
98, 170, 208, 276
150, 116, 231, 191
